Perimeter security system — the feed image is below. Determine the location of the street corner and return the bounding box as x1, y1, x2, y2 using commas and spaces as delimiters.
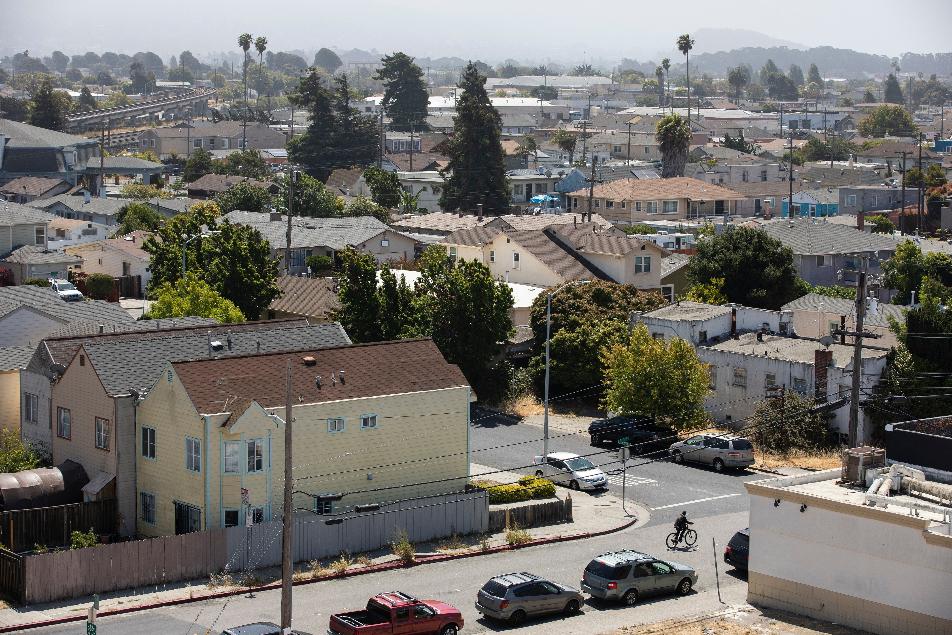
567, 489, 652, 534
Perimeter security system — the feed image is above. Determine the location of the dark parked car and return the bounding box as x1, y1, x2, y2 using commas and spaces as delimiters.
476, 572, 583, 624
221, 623, 311, 635
724, 528, 749, 571
589, 416, 672, 452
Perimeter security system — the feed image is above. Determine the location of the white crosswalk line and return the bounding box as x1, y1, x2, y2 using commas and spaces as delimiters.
604, 473, 657, 486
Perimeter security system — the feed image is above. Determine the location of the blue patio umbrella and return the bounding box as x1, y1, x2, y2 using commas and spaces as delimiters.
530, 194, 559, 204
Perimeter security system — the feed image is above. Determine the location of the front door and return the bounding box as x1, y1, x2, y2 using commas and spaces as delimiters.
715, 200, 725, 215
754, 199, 762, 215
525, 183, 533, 202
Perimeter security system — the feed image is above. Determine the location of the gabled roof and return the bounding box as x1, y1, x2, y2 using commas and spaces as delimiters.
759, 218, 898, 256
324, 168, 364, 194
186, 173, 274, 194
660, 253, 691, 278
0, 200, 53, 227
78, 321, 351, 397
391, 212, 496, 236
0, 176, 69, 198
569, 177, 745, 202
0, 118, 96, 148
499, 213, 613, 231
504, 230, 607, 281
0, 345, 36, 372
268, 276, 340, 320
782, 292, 905, 329
441, 226, 504, 247
2, 245, 83, 265
100, 156, 164, 171
548, 224, 659, 258
172, 338, 468, 416
224, 211, 399, 251
0, 285, 134, 327
28, 194, 126, 216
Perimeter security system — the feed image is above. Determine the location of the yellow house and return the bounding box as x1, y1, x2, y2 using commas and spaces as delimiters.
135, 339, 471, 537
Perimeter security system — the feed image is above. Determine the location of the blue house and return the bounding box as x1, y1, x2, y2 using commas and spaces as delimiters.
781, 189, 839, 217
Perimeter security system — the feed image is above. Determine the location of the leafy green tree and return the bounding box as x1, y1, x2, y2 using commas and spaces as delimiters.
378, 264, 419, 340
306, 254, 334, 275
573, 64, 597, 76
375, 52, 430, 132
688, 227, 800, 310
801, 137, 857, 162
868, 214, 896, 234
129, 60, 151, 94
147, 273, 245, 323
803, 284, 857, 300
0, 429, 42, 473
0, 96, 30, 122
656, 113, 691, 178
884, 73, 904, 104
806, 63, 822, 86
83, 273, 115, 300
313, 48, 343, 74
364, 166, 402, 208
69, 528, 99, 550
439, 62, 510, 214
215, 181, 274, 213
212, 149, 270, 179
551, 129, 577, 164
289, 72, 379, 180
530, 85, 558, 100
275, 172, 342, 217
862, 88, 877, 103
48, 50, 69, 73
77, 85, 97, 111
788, 64, 805, 86
517, 134, 538, 164
683, 277, 728, 304
28, 78, 71, 131
116, 202, 164, 235
727, 66, 750, 101
345, 195, 390, 223
759, 59, 780, 85
749, 390, 830, 454
905, 164, 948, 189
204, 220, 280, 319
882, 240, 925, 304
765, 72, 799, 100
602, 323, 709, 431
119, 183, 171, 200
858, 104, 917, 137
183, 147, 214, 182
336, 248, 383, 343
722, 132, 759, 155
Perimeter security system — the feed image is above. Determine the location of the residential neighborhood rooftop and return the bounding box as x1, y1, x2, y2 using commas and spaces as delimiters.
642, 301, 732, 322
570, 177, 746, 201
759, 217, 899, 255
705, 332, 888, 367
0, 284, 134, 328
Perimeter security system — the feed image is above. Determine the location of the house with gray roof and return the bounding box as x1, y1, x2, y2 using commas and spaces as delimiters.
44, 319, 350, 535
0, 176, 71, 203
138, 121, 287, 160
1, 244, 83, 284
224, 211, 418, 274
782, 292, 906, 347
0, 118, 101, 187
28, 192, 127, 226
1, 200, 51, 258
759, 218, 898, 288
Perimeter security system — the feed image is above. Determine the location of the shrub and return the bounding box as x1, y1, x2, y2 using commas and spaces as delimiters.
309, 560, 333, 578
330, 552, 353, 575
391, 529, 415, 564
505, 522, 532, 546
70, 528, 98, 550
208, 571, 235, 588
474, 476, 556, 504
22, 278, 51, 287
436, 533, 467, 552
84, 273, 114, 300
306, 254, 334, 275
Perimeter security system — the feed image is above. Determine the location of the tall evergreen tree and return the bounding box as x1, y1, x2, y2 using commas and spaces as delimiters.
788, 64, 805, 86
439, 62, 510, 214
656, 113, 691, 178
884, 73, 905, 104
374, 52, 429, 132
28, 78, 70, 131
759, 59, 779, 86
77, 85, 97, 111
806, 63, 823, 86
336, 248, 382, 343
313, 48, 343, 74
288, 72, 378, 180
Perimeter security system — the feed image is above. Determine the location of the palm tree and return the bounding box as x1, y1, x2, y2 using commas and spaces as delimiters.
254, 36, 268, 108
655, 66, 664, 106
238, 33, 253, 147
661, 58, 671, 110
676, 34, 694, 123
656, 113, 691, 178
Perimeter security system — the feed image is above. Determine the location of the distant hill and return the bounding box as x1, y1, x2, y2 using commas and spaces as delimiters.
689, 28, 806, 55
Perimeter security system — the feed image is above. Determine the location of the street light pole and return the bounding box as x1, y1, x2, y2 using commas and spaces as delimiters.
543, 280, 590, 460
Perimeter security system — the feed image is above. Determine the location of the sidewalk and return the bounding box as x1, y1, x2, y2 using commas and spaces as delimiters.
0, 465, 647, 632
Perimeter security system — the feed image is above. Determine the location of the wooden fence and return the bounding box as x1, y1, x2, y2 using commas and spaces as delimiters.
0, 550, 23, 604
488, 497, 573, 533
0, 500, 117, 552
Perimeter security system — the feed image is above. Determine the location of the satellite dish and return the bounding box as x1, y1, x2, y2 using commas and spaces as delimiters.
819, 335, 834, 348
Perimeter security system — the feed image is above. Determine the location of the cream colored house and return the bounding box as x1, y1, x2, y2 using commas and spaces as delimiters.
135, 339, 471, 537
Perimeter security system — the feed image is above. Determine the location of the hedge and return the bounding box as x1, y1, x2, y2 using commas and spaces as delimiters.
472, 476, 556, 504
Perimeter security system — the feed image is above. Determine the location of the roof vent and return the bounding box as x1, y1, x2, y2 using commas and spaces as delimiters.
338, 370, 345, 384
315, 375, 322, 388
302, 356, 316, 367
210, 340, 224, 352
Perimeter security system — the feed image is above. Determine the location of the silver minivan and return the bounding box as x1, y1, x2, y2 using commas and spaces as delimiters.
581, 550, 697, 605
668, 435, 755, 471
532, 452, 608, 490
476, 572, 583, 624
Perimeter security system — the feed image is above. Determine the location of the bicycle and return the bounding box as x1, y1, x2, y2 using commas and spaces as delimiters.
666, 529, 697, 549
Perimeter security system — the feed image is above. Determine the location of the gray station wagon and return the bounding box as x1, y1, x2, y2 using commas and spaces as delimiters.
476, 572, 584, 624
580, 550, 697, 605
668, 434, 755, 471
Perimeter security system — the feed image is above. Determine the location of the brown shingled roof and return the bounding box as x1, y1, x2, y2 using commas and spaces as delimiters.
568, 177, 745, 201
269, 276, 340, 320
172, 338, 469, 416
0, 176, 69, 198
440, 226, 504, 247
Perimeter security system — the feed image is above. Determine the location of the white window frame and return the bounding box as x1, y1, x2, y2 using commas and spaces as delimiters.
185, 436, 201, 472
606, 200, 614, 209
95, 417, 110, 450
489, 250, 495, 263
765, 373, 777, 389
327, 417, 345, 433
380, 239, 389, 247
57, 407, 71, 439
661, 200, 678, 214
224, 440, 240, 473
360, 414, 378, 430
142, 426, 156, 459
140, 491, 156, 525
247, 438, 264, 473
793, 377, 807, 394
846, 194, 857, 206
23, 393, 38, 424
34, 227, 45, 245
634, 255, 651, 273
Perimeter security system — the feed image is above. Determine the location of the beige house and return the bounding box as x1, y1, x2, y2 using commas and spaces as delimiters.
440, 223, 668, 292
134, 339, 471, 537
567, 177, 745, 224
137, 121, 287, 160
66, 234, 153, 292
782, 293, 905, 348
48, 320, 350, 536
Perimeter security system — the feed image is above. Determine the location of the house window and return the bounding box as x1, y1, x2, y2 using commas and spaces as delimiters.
742, 170, 749, 182
327, 417, 345, 433
489, 250, 495, 263
828, 320, 839, 334
380, 239, 389, 247
247, 438, 264, 473
573, 198, 578, 208
193, 139, 202, 149
34, 227, 45, 245
56, 407, 71, 439
23, 393, 38, 424
224, 441, 240, 473
708, 366, 717, 390
816, 255, 829, 267
606, 200, 614, 209
207, 138, 215, 149
634, 256, 651, 273
662, 284, 673, 302
594, 200, 600, 208
95, 417, 110, 450
140, 492, 156, 525
142, 427, 156, 459
871, 195, 878, 206
698, 330, 708, 343
793, 378, 807, 394
224, 509, 240, 527
448, 246, 457, 260
846, 195, 857, 206
645, 201, 659, 214
760, 170, 768, 181
662, 200, 678, 214
360, 414, 378, 429
174, 501, 201, 535
185, 436, 201, 472
620, 201, 627, 209
732, 368, 747, 388
635, 202, 642, 211
809, 204, 817, 214
613, 145, 622, 153
765, 373, 776, 389
315, 497, 334, 515
250, 506, 265, 524
514, 185, 524, 196
512, 252, 520, 269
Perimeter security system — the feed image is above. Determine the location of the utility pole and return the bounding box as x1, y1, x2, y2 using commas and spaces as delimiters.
580, 119, 589, 166
280, 360, 294, 634
848, 259, 867, 448
626, 121, 632, 166
898, 151, 909, 234
286, 169, 298, 274
585, 156, 602, 222
916, 133, 923, 235
98, 122, 105, 198
787, 133, 794, 217
378, 108, 384, 169
779, 103, 783, 139
409, 121, 414, 172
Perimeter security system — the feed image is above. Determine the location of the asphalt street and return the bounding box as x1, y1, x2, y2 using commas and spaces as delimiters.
29, 417, 759, 635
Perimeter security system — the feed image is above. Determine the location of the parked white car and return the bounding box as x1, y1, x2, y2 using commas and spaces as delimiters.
532, 452, 608, 490
48, 278, 84, 302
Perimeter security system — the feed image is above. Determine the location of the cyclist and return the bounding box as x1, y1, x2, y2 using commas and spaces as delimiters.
673, 511, 693, 544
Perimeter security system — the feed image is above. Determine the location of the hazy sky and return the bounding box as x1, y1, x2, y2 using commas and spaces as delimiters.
3, 0, 950, 64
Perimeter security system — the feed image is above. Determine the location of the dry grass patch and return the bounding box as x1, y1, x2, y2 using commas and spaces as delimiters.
506, 394, 543, 417
330, 552, 353, 575
354, 553, 373, 566
308, 560, 333, 578
615, 607, 865, 635
753, 449, 841, 471
436, 533, 468, 552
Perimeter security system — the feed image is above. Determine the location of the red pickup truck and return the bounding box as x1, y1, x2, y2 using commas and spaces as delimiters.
327, 591, 463, 635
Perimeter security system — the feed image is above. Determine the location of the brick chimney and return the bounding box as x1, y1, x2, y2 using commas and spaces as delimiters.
814, 348, 833, 399
857, 210, 864, 232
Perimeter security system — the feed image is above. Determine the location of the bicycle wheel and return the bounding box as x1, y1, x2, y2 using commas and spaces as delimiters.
665, 532, 678, 549
684, 529, 697, 546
